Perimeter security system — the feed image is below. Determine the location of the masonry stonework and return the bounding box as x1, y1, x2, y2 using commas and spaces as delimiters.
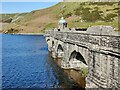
45, 26, 120, 88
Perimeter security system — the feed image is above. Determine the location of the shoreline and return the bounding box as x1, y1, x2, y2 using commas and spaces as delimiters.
1, 33, 45, 35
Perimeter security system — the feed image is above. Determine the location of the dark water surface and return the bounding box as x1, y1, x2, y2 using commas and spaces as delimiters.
2, 34, 79, 89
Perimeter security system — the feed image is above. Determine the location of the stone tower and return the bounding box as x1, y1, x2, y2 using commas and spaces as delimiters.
58, 17, 67, 30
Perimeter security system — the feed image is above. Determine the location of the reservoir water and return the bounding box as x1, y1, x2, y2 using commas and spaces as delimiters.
2, 34, 80, 89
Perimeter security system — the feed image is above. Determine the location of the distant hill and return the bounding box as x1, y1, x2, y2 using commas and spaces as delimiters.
1, 2, 119, 34
63, 0, 120, 2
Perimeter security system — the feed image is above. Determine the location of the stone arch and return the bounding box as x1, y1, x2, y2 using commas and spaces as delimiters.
46, 39, 50, 42
69, 50, 88, 71
56, 44, 64, 58
52, 41, 54, 47
46, 37, 51, 45
69, 50, 87, 65
57, 44, 64, 52
46, 37, 53, 51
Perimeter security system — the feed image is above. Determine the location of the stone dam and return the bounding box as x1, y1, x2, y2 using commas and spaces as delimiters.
45, 26, 120, 88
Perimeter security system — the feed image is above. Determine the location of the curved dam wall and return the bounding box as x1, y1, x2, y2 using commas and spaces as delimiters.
45, 26, 120, 88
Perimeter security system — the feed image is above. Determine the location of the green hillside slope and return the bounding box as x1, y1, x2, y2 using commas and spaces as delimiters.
1, 2, 119, 33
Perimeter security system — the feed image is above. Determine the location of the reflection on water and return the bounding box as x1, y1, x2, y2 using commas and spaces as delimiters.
64, 69, 85, 88
2, 34, 82, 89
54, 58, 86, 88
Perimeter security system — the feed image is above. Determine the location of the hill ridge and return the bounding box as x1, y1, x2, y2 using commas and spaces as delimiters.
1, 2, 119, 33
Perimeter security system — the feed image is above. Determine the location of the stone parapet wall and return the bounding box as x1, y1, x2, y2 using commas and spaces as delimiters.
45, 30, 120, 52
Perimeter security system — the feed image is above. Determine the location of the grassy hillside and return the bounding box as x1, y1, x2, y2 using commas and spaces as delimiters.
1, 2, 119, 33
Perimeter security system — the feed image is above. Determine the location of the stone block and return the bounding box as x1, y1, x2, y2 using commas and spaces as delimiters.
87, 26, 119, 36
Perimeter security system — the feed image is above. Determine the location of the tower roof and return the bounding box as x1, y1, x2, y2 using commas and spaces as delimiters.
59, 17, 66, 24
